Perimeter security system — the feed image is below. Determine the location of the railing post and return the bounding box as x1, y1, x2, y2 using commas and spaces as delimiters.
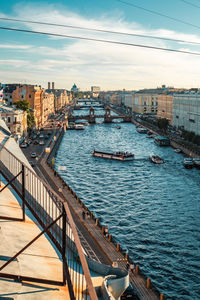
22, 165, 25, 221
62, 204, 66, 285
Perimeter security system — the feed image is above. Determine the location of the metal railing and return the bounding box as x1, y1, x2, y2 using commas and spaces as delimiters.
0, 144, 98, 300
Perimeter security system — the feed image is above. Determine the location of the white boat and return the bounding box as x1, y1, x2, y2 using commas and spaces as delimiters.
193, 158, 200, 169
92, 150, 134, 161
174, 148, 182, 153
183, 158, 194, 169
136, 126, 147, 134
149, 155, 164, 164
74, 124, 85, 130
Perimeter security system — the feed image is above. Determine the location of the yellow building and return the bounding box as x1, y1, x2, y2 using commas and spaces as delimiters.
43, 92, 55, 124
157, 94, 173, 125
133, 93, 158, 114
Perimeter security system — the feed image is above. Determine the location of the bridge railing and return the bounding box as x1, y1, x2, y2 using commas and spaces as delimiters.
0, 144, 98, 300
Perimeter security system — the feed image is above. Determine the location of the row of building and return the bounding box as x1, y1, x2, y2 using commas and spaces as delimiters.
0, 82, 73, 137
99, 86, 200, 136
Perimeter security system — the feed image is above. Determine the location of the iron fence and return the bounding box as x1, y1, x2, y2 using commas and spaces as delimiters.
0, 144, 97, 300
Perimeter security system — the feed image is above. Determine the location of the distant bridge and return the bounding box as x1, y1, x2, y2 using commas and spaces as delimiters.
76, 98, 102, 105
68, 107, 131, 123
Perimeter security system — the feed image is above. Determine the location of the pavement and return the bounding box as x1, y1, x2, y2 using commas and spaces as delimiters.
0, 180, 70, 300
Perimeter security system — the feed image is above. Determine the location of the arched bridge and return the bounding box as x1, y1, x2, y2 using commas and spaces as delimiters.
68, 107, 132, 123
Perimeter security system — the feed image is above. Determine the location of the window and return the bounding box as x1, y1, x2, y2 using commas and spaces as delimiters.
7, 117, 11, 123
176, 116, 179, 119
29, 94, 31, 98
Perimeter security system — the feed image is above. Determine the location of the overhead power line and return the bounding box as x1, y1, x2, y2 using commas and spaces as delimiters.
0, 25, 200, 56
0, 17, 200, 46
179, 0, 200, 9
115, 0, 200, 30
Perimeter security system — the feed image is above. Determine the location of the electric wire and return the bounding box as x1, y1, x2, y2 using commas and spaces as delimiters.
0, 17, 200, 46
0, 25, 200, 56
114, 0, 200, 30
179, 0, 200, 9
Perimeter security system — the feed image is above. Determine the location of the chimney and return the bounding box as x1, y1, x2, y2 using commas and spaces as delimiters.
48, 82, 51, 89
52, 82, 55, 90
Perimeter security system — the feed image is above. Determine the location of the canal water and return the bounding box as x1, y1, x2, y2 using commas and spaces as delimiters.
55, 106, 200, 299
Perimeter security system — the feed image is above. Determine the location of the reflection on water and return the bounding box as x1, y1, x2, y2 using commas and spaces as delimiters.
55, 119, 200, 299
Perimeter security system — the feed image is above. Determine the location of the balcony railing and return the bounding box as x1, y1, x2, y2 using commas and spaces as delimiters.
0, 144, 98, 300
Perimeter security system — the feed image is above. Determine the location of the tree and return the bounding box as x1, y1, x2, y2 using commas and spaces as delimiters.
157, 118, 169, 131
14, 100, 35, 131
14, 100, 30, 111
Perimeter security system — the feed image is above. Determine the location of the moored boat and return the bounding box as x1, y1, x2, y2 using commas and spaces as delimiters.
193, 158, 200, 169
154, 136, 170, 146
183, 158, 194, 169
92, 150, 134, 161
149, 155, 164, 164
174, 148, 182, 153
136, 126, 147, 134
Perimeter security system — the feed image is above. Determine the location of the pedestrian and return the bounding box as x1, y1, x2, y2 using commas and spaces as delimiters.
130, 263, 135, 273
82, 210, 85, 220
104, 227, 108, 238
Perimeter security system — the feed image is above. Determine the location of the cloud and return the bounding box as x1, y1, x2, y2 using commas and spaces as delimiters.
1, 2, 200, 89
0, 44, 32, 49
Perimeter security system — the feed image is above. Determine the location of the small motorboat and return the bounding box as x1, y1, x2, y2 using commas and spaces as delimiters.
116, 125, 121, 129
174, 148, 182, 153
149, 155, 164, 164
183, 158, 194, 169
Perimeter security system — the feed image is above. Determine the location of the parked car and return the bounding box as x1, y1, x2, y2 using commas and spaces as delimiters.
33, 140, 39, 145
20, 143, 28, 148
39, 140, 45, 145
28, 161, 35, 167
31, 152, 37, 158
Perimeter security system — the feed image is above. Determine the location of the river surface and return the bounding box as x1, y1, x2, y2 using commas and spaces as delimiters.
55, 105, 200, 299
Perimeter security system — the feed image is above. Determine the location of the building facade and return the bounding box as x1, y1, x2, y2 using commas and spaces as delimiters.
157, 94, 173, 125
0, 104, 27, 136
12, 85, 44, 129
132, 93, 158, 114
173, 94, 200, 135
42, 92, 55, 124
91, 86, 100, 98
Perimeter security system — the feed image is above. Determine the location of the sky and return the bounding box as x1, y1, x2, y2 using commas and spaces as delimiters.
1, 0, 200, 90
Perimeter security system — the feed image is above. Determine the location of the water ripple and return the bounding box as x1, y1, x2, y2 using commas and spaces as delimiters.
55, 121, 200, 299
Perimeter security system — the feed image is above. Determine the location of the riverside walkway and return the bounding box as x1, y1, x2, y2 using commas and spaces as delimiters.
37, 127, 161, 300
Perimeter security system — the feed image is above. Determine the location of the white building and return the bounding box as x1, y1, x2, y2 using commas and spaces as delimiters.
0, 104, 27, 137
123, 93, 134, 110
173, 94, 200, 135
